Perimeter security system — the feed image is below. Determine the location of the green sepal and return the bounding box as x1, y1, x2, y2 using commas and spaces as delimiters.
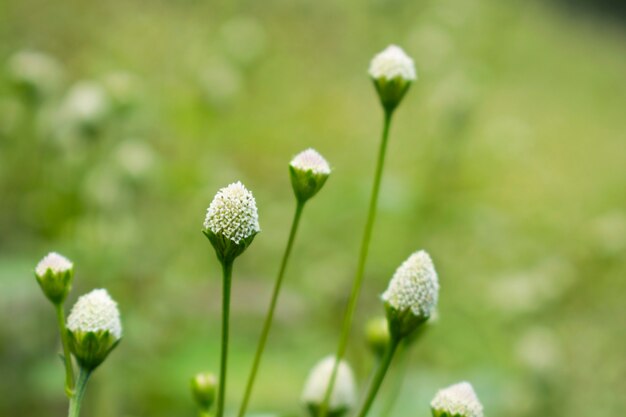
306, 403, 349, 417
384, 302, 429, 341
202, 229, 257, 265
35, 268, 73, 305
431, 408, 468, 417
67, 329, 121, 371
289, 165, 329, 203
372, 77, 412, 113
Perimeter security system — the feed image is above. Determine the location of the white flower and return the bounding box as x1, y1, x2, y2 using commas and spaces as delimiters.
368, 45, 416, 81
301, 355, 357, 412
35, 252, 73, 276
382, 250, 439, 318
204, 181, 260, 244
431, 382, 483, 417
67, 289, 122, 340
290, 148, 331, 175
7, 50, 64, 94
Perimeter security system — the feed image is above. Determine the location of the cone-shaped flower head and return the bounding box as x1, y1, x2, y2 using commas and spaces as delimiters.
431, 382, 484, 417
382, 250, 439, 339
190, 372, 217, 411
289, 148, 331, 202
203, 181, 260, 264
67, 289, 122, 370
369, 45, 416, 112
35, 252, 74, 304
301, 355, 357, 417
365, 316, 390, 358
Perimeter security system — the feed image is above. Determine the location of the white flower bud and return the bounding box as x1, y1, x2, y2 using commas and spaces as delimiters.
301, 356, 357, 417
35, 252, 74, 304
382, 250, 439, 338
7, 50, 64, 100
203, 181, 260, 263
430, 382, 484, 417
191, 372, 217, 411
60, 81, 110, 136
368, 45, 416, 111
67, 289, 122, 370
289, 148, 331, 202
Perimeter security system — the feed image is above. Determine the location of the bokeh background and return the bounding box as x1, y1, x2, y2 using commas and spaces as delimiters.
1, 0, 625, 416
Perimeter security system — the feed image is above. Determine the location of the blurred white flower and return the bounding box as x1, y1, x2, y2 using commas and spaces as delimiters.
7, 50, 64, 98
60, 80, 110, 134
369, 45, 416, 81
35, 252, 73, 277
301, 355, 356, 414
516, 326, 561, 374
431, 381, 484, 417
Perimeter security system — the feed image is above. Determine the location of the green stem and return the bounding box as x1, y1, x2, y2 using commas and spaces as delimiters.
354, 338, 400, 417
379, 343, 407, 417
55, 303, 75, 397
67, 367, 91, 417
237, 201, 305, 417
319, 109, 394, 417
216, 260, 234, 417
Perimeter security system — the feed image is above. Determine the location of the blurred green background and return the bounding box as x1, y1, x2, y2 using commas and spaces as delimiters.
1, 0, 625, 416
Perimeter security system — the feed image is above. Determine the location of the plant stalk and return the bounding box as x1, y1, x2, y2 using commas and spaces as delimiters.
237, 201, 305, 417
216, 260, 234, 417
318, 109, 394, 417
67, 367, 91, 417
55, 303, 75, 397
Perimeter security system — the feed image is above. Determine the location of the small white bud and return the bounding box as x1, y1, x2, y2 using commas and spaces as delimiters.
430, 382, 484, 417
203, 181, 260, 263
382, 250, 439, 338
35, 252, 74, 304
191, 372, 217, 411
289, 148, 331, 202
7, 50, 64, 99
368, 45, 416, 111
67, 289, 122, 370
301, 355, 357, 417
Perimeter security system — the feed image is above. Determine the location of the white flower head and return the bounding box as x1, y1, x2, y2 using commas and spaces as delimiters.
382, 250, 439, 319
36, 252, 73, 277
431, 382, 484, 417
290, 148, 331, 176
67, 289, 122, 340
301, 355, 357, 413
204, 181, 260, 244
369, 45, 416, 81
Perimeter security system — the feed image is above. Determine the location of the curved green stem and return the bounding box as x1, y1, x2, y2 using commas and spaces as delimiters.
354, 338, 399, 417
216, 260, 234, 417
318, 109, 394, 417
67, 367, 91, 417
237, 201, 305, 417
55, 303, 75, 397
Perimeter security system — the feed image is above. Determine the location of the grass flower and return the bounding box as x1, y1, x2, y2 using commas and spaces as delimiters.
289, 148, 331, 202
369, 45, 416, 112
7, 50, 64, 100
302, 356, 357, 417
191, 372, 217, 413
35, 252, 74, 304
430, 382, 484, 417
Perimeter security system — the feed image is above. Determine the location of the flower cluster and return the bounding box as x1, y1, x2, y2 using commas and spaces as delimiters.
204, 181, 260, 244
431, 382, 484, 417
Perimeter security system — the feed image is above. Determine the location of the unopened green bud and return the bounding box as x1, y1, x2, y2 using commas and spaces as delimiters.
431, 382, 483, 417
35, 252, 74, 305
364, 316, 390, 357
382, 250, 439, 340
289, 148, 331, 203
190, 372, 217, 411
202, 181, 260, 264
368, 45, 416, 113
67, 289, 122, 371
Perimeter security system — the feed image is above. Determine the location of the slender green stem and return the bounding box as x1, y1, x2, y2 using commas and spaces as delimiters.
379, 343, 407, 417
318, 109, 394, 417
216, 260, 234, 417
67, 367, 91, 417
354, 338, 400, 417
55, 303, 75, 397
237, 201, 305, 417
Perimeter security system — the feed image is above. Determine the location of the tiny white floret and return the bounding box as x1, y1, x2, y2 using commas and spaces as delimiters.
204, 181, 260, 244
290, 148, 331, 175
382, 250, 439, 318
67, 289, 122, 340
301, 355, 357, 411
35, 252, 73, 276
431, 381, 484, 417
369, 45, 416, 81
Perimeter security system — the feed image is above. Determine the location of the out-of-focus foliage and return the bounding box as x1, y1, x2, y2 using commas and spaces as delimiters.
0, 0, 624, 416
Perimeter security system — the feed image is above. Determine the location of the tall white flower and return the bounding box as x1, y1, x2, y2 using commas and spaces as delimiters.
203, 181, 260, 263
67, 289, 122, 370
289, 149, 331, 202
430, 382, 484, 417
382, 250, 439, 338
35, 252, 74, 304
368, 45, 416, 111
301, 355, 357, 417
